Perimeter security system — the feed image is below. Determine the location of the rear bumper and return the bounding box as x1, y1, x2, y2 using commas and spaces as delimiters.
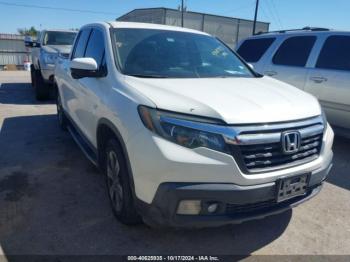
137, 162, 332, 228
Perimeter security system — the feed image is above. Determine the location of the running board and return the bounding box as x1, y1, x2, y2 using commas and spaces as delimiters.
67, 124, 98, 166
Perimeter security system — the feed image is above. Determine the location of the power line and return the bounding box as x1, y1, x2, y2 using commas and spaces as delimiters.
0, 1, 117, 15
270, 0, 284, 29
265, 0, 283, 29
263, 0, 282, 30
262, 1, 277, 27
260, 3, 278, 31
221, 0, 255, 15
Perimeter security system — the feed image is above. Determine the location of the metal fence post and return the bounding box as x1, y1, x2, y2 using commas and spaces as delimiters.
236, 19, 241, 48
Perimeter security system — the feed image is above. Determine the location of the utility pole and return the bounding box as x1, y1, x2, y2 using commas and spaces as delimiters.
181, 0, 184, 27
252, 0, 259, 35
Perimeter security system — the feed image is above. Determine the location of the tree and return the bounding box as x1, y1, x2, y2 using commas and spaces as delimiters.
17, 26, 38, 37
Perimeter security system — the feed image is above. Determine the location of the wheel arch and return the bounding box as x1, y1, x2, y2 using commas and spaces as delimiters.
96, 118, 136, 196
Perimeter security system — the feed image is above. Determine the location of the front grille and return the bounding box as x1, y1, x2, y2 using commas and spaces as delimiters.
230, 117, 325, 173
240, 133, 322, 171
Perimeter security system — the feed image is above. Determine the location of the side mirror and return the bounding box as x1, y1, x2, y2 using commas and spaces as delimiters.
25, 41, 40, 48
70, 57, 99, 79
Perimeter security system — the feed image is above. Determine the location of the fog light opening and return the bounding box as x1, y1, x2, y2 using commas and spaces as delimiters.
177, 200, 201, 215
207, 202, 219, 213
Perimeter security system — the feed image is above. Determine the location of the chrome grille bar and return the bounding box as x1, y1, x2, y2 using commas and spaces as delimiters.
233, 123, 324, 145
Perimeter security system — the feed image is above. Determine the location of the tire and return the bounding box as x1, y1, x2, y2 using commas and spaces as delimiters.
105, 139, 141, 225
56, 92, 67, 131
34, 69, 50, 101
30, 65, 35, 88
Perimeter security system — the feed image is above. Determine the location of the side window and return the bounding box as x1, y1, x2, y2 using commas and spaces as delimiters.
72, 29, 91, 59
84, 29, 105, 66
237, 38, 275, 63
36, 31, 42, 44
43, 33, 48, 45
316, 35, 350, 71
272, 36, 316, 67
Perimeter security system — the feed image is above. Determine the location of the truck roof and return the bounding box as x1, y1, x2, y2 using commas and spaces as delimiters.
41, 29, 78, 33
247, 27, 350, 39
106, 21, 210, 36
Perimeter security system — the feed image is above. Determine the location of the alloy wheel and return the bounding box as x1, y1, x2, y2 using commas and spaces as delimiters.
106, 150, 123, 212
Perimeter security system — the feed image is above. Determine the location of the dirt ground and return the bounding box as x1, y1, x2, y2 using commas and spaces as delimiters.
0, 71, 349, 256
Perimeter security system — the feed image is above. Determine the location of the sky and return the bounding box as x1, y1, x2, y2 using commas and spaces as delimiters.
0, 0, 349, 34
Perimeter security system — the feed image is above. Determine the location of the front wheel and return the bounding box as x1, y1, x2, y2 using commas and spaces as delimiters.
56, 92, 67, 130
30, 65, 35, 88
105, 139, 141, 225
34, 69, 50, 101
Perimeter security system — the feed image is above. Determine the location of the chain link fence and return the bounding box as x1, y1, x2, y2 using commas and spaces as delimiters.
117, 8, 269, 48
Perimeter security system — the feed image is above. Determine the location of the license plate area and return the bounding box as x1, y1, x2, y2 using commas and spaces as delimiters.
276, 174, 309, 203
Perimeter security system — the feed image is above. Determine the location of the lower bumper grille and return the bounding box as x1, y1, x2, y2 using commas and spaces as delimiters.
226, 199, 276, 215
225, 185, 318, 215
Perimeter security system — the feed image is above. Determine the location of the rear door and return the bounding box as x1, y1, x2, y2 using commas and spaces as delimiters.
305, 34, 350, 129
262, 35, 317, 89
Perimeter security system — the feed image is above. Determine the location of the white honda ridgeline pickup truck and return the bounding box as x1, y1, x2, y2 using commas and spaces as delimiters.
54, 22, 334, 227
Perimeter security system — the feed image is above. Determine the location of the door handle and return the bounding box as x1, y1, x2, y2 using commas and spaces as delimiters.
264, 71, 277, 76
310, 76, 328, 83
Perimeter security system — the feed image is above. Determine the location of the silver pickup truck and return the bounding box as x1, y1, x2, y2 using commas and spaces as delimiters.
26, 29, 77, 100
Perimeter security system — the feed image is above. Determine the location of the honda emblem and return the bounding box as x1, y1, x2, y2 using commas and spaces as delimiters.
282, 131, 301, 154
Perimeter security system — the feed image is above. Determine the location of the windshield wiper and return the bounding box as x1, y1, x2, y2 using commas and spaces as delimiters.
125, 73, 169, 78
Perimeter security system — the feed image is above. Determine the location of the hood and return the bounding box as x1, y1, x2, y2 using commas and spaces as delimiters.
42, 45, 72, 55
124, 76, 321, 124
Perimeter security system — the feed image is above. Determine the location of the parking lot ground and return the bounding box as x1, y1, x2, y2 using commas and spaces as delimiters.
0, 71, 350, 256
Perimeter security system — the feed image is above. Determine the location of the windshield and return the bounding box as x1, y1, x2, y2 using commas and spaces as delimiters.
113, 29, 254, 78
43, 31, 77, 45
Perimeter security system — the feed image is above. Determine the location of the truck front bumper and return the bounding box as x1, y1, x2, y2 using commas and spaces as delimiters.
137, 162, 332, 228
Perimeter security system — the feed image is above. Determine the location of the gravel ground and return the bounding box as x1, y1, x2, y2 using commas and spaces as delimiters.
0, 71, 349, 256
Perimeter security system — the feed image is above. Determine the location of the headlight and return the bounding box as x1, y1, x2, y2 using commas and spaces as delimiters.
320, 107, 328, 133
43, 52, 58, 64
321, 108, 327, 124
138, 106, 230, 154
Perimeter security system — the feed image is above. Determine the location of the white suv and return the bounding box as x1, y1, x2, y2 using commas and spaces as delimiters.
54, 22, 334, 227
236, 28, 350, 134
